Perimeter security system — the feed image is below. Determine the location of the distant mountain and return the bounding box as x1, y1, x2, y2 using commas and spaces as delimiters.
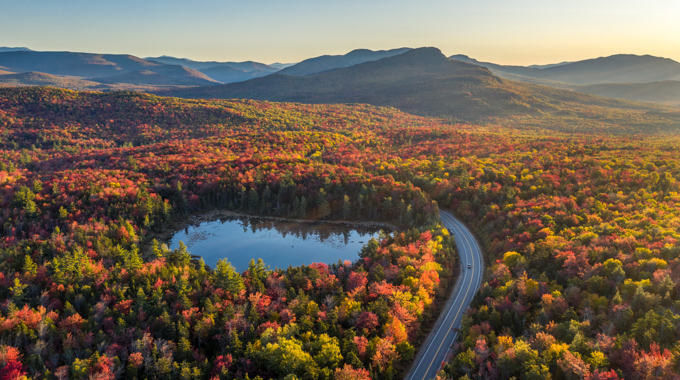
0, 50, 220, 88
537, 54, 680, 84
448, 53, 680, 105
574, 80, 680, 106
448, 55, 539, 77
449, 53, 680, 84
0, 51, 158, 77
197, 66, 270, 84
527, 61, 573, 69
269, 62, 296, 70
0, 47, 32, 53
92, 69, 218, 86
277, 48, 411, 76
145, 56, 278, 83
146, 55, 277, 72
139, 65, 219, 85
164, 47, 669, 125
0, 70, 215, 92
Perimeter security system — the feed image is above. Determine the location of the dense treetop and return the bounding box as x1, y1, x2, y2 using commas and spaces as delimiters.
1, 87, 680, 379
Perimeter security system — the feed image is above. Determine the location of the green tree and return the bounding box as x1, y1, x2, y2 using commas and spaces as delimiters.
215, 259, 245, 295
23, 255, 37, 277
247, 258, 270, 293
603, 258, 625, 283
10, 278, 27, 304
299, 196, 308, 219
313, 334, 343, 369
318, 189, 331, 219
343, 195, 351, 220
261, 337, 319, 378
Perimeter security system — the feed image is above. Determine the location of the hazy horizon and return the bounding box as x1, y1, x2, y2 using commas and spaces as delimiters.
3, 45, 679, 68
1, 0, 679, 66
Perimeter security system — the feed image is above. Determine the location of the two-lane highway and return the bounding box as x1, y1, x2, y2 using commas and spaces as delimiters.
406, 210, 484, 380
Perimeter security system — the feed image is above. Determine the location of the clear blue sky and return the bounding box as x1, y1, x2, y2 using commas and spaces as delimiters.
1, 0, 678, 65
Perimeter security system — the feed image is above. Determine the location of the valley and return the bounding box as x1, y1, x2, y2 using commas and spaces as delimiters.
0, 33, 680, 380
1, 84, 680, 379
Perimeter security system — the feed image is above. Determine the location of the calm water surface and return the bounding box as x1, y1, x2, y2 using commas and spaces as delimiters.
169, 216, 385, 272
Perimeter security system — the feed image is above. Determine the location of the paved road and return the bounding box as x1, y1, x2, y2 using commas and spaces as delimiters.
405, 210, 484, 380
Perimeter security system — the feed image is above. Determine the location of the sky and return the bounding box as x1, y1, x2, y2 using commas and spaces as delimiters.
1, 0, 679, 65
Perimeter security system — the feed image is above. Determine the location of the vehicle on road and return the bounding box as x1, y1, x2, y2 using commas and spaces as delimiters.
467, 263, 472, 269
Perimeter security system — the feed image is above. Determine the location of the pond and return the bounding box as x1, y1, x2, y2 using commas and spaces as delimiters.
169, 215, 387, 272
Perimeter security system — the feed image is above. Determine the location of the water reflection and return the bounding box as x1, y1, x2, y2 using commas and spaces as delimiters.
170, 216, 386, 272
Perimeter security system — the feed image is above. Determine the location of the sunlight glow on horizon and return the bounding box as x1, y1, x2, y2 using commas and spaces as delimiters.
1, 0, 678, 65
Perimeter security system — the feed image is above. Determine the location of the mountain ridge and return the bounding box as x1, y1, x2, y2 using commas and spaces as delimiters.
277, 47, 412, 76
145, 56, 279, 83
0, 47, 32, 53
145, 55, 278, 72
449, 53, 680, 84
448, 53, 680, 104
0, 50, 222, 87
162, 47, 680, 132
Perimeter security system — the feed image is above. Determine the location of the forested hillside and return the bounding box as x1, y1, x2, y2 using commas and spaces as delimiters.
164, 48, 680, 133
1, 87, 680, 379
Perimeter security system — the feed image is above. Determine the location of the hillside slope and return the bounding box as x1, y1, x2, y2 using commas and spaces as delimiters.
0, 72, 102, 90
91, 70, 216, 86
0, 51, 158, 77
0, 51, 220, 87
574, 80, 680, 106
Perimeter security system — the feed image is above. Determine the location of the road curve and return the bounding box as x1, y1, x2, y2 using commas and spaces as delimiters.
405, 210, 484, 380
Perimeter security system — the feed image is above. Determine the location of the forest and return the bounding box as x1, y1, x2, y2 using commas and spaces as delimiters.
1, 87, 680, 379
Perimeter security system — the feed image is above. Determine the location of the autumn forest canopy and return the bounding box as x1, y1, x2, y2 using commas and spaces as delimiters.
2, 86, 680, 380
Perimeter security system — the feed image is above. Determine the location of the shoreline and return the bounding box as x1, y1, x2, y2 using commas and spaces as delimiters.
141, 208, 398, 259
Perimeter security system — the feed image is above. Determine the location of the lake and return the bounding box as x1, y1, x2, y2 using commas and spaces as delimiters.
169, 215, 386, 272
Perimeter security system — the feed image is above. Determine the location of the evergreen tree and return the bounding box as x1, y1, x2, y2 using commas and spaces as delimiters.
215, 259, 245, 295
343, 195, 351, 220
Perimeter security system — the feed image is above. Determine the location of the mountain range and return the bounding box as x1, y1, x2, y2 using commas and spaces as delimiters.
449, 54, 680, 105
0, 48, 414, 88
450, 53, 680, 84
1, 46, 679, 115
162, 47, 680, 132
145, 55, 281, 84
276, 48, 411, 76
0, 51, 220, 89
164, 47, 514, 119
